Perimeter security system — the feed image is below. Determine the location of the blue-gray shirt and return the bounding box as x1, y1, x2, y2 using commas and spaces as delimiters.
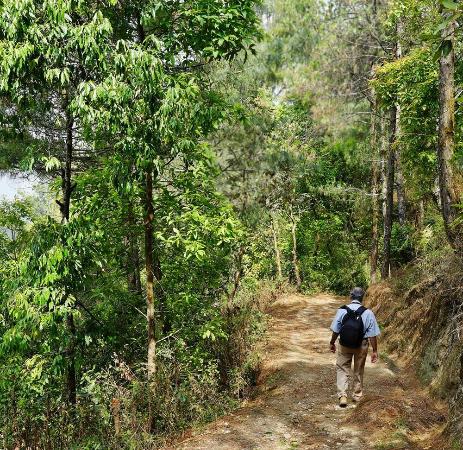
330, 300, 380, 338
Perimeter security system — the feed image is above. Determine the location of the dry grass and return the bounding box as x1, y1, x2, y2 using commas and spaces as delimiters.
366, 252, 463, 448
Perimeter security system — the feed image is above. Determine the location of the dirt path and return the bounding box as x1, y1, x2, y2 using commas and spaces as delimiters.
166, 294, 446, 450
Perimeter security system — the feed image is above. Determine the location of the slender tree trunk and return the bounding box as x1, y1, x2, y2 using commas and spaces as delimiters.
369, 0, 380, 283
219, 244, 245, 388
62, 103, 77, 407
381, 20, 405, 278
395, 104, 406, 226
62, 110, 73, 222
135, 16, 157, 428
144, 166, 157, 431
111, 398, 121, 436
153, 250, 169, 335
66, 314, 76, 405
144, 167, 156, 382
380, 112, 388, 220
370, 94, 380, 283
382, 107, 397, 279
437, 18, 461, 251
271, 215, 283, 280
415, 199, 425, 230
396, 157, 406, 225
290, 209, 302, 291
395, 20, 406, 226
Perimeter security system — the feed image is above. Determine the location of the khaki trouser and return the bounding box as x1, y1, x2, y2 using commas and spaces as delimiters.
336, 339, 369, 400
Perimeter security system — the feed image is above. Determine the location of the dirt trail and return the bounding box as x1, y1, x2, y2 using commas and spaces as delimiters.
167, 294, 446, 450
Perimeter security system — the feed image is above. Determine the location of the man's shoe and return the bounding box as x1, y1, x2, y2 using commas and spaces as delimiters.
339, 396, 348, 408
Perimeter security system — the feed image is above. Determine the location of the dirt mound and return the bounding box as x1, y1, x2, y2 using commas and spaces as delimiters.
367, 276, 463, 448
350, 390, 446, 449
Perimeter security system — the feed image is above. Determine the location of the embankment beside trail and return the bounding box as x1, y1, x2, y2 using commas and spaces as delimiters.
367, 258, 463, 448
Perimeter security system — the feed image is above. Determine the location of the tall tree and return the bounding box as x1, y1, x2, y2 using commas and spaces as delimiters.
395, 18, 407, 226
382, 107, 396, 278
368, 0, 383, 283
437, 9, 461, 251
0, 0, 114, 405
271, 214, 283, 279
382, 19, 402, 278
370, 95, 380, 283
289, 206, 302, 291
73, 0, 262, 429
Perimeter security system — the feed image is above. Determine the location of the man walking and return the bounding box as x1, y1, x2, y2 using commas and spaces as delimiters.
329, 287, 380, 408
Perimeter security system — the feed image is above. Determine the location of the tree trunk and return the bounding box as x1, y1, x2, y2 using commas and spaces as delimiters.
369, 0, 380, 284
415, 199, 425, 230
222, 244, 245, 384
395, 103, 406, 226
66, 314, 77, 406
144, 166, 157, 431
135, 8, 156, 389
396, 156, 406, 225
63, 103, 77, 407
290, 209, 302, 291
144, 167, 156, 382
111, 398, 121, 436
437, 18, 461, 251
381, 19, 405, 278
380, 111, 388, 221
62, 110, 73, 223
271, 215, 283, 280
370, 93, 380, 283
153, 250, 169, 335
395, 19, 407, 226
382, 107, 397, 279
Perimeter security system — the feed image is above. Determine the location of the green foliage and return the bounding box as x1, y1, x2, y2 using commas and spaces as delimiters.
390, 223, 415, 267
0, 0, 264, 447
3, 0, 463, 446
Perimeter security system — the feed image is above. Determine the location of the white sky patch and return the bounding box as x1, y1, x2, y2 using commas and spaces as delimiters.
0, 174, 35, 200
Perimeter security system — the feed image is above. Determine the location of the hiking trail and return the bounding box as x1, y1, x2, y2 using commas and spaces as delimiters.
165, 294, 446, 450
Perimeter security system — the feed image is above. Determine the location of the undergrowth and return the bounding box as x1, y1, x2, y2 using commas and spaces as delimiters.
1, 280, 281, 450
368, 242, 463, 447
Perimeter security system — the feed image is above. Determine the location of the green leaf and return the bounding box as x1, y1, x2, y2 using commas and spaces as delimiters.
433, 40, 453, 62
442, 39, 453, 57
43, 156, 61, 172
442, 0, 459, 10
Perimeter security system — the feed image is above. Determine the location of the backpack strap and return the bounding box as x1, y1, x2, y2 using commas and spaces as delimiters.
340, 306, 356, 323
341, 305, 367, 318
341, 305, 362, 312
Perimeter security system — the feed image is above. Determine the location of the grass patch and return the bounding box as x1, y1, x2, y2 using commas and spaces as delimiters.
418, 340, 440, 385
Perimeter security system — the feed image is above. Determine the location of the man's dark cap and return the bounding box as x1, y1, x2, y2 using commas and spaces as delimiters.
350, 287, 365, 300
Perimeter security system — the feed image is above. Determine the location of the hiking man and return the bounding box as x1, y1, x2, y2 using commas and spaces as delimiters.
329, 287, 380, 408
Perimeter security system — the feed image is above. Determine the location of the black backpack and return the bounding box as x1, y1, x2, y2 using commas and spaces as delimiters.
339, 305, 367, 348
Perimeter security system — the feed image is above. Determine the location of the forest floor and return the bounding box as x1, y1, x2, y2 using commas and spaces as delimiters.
165, 294, 448, 450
